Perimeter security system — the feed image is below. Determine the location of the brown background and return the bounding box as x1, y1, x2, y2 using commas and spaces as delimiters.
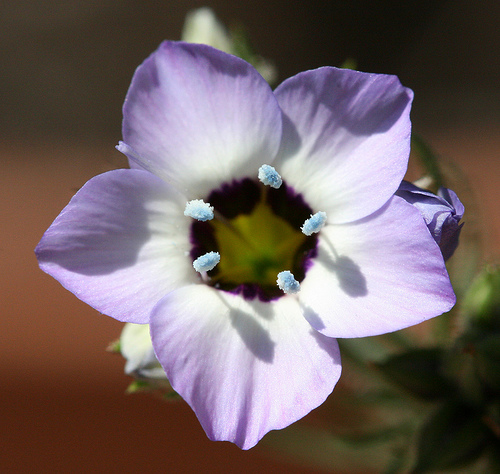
2, 1, 499, 472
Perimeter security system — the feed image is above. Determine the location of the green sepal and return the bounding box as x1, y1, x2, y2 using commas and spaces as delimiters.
106, 338, 121, 354
411, 134, 444, 190
229, 24, 255, 64
126, 380, 151, 393
339, 58, 358, 70
376, 348, 454, 400
228, 24, 277, 86
163, 391, 182, 401
412, 402, 489, 473
126, 379, 181, 402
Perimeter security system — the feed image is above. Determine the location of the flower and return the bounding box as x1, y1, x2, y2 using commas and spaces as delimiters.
396, 181, 464, 261
36, 41, 456, 449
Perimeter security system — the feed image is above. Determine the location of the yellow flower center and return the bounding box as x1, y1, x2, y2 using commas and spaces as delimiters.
189, 178, 318, 300
211, 200, 307, 287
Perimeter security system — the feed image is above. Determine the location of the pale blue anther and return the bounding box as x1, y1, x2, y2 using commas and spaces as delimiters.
258, 164, 282, 189
301, 211, 327, 236
277, 271, 300, 294
193, 252, 220, 273
184, 199, 214, 221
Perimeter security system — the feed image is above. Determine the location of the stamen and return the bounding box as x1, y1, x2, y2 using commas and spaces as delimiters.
184, 199, 214, 221
193, 251, 220, 273
277, 271, 300, 294
301, 211, 327, 236
258, 164, 282, 189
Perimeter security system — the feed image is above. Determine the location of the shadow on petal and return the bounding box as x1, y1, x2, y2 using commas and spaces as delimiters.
319, 72, 412, 136
275, 111, 302, 166
339, 88, 411, 136
300, 303, 326, 331
318, 238, 368, 297
36, 178, 152, 276
330, 255, 368, 297
309, 330, 342, 363
229, 308, 275, 363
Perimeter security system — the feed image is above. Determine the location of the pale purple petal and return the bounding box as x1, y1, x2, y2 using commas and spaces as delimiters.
121, 41, 282, 197
36, 169, 196, 323
274, 67, 413, 224
299, 196, 455, 338
150, 285, 341, 449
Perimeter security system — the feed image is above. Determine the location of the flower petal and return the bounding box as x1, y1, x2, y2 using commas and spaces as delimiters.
299, 196, 456, 338
121, 41, 282, 197
274, 67, 413, 223
36, 169, 196, 323
150, 285, 341, 449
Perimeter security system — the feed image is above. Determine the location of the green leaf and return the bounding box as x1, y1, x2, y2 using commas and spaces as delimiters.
463, 265, 500, 331
339, 337, 399, 367
475, 334, 500, 392
263, 423, 404, 473
443, 342, 486, 407
412, 402, 489, 473
485, 437, 500, 471
338, 424, 413, 448
376, 348, 454, 400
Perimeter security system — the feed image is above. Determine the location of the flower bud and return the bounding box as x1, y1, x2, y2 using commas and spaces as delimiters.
120, 323, 167, 380
182, 7, 233, 54
396, 181, 464, 260
181, 7, 277, 84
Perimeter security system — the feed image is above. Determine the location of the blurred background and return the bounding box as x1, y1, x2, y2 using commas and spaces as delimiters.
1, 0, 499, 472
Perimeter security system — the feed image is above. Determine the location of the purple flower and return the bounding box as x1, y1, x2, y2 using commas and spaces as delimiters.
396, 181, 464, 261
36, 42, 455, 449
